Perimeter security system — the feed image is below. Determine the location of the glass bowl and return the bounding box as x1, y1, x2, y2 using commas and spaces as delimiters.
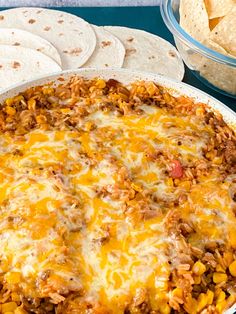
160, 0, 236, 98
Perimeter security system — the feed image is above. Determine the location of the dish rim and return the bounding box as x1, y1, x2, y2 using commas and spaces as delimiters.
0, 68, 235, 128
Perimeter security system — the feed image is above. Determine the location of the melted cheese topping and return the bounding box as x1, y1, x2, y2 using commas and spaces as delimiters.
0, 98, 235, 313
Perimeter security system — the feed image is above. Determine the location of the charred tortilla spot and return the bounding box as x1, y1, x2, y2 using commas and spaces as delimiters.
169, 50, 176, 58
101, 41, 112, 48
28, 19, 36, 24
67, 48, 82, 56
127, 37, 134, 42
44, 26, 51, 31
0, 15, 4, 20
125, 48, 137, 57
12, 61, 20, 69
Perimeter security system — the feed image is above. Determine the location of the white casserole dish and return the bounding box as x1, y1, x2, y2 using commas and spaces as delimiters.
0, 68, 235, 314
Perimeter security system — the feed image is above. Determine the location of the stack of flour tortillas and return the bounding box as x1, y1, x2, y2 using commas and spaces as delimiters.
0, 7, 184, 90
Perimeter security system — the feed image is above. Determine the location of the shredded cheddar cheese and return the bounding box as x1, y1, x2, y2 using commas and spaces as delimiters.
0, 77, 235, 313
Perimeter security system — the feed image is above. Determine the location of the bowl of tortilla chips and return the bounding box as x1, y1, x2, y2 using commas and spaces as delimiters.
161, 0, 236, 98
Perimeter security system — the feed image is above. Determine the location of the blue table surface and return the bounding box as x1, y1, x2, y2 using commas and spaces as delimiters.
2, 6, 235, 111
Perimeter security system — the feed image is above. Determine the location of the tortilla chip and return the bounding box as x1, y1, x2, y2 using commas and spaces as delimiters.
205, 0, 235, 19
210, 7, 236, 56
204, 39, 228, 54
209, 17, 222, 30
179, 0, 210, 43
199, 58, 236, 95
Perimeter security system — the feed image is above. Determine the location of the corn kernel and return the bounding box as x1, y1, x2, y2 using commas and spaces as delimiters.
60, 108, 71, 114
5, 272, 21, 284
5, 106, 16, 116
174, 178, 180, 185
2, 302, 17, 312
36, 115, 47, 124
136, 86, 146, 94
223, 252, 233, 267
131, 183, 143, 193
95, 79, 106, 89
183, 295, 197, 314
147, 82, 157, 96
14, 308, 28, 314
179, 180, 191, 190
14, 95, 24, 102
213, 272, 227, 283
216, 264, 225, 273
213, 156, 223, 165
194, 275, 201, 284
229, 261, 236, 277
206, 151, 215, 160
5, 98, 14, 106
197, 293, 208, 312
27, 98, 36, 110
84, 122, 93, 131
216, 300, 227, 313
166, 178, 173, 187
216, 291, 226, 303
229, 228, 236, 249
206, 290, 214, 304
42, 87, 54, 95
196, 107, 205, 116
226, 294, 236, 307
172, 287, 183, 299
11, 292, 20, 302
160, 304, 171, 314
192, 261, 206, 275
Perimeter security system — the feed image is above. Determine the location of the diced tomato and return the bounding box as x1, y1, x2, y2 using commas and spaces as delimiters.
170, 159, 183, 179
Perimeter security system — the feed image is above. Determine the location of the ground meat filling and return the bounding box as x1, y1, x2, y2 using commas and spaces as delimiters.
0, 77, 235, 314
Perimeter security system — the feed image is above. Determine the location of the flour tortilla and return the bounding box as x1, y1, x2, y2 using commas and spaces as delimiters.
83, 25, 125, 68
103, 26, 184, 81
0, 45, 61, 90
204, 0, 235, 19
209, 6, 236, 56
0, 7, 96, 69
0, 28, 61, 65
179, 0, 210, 43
